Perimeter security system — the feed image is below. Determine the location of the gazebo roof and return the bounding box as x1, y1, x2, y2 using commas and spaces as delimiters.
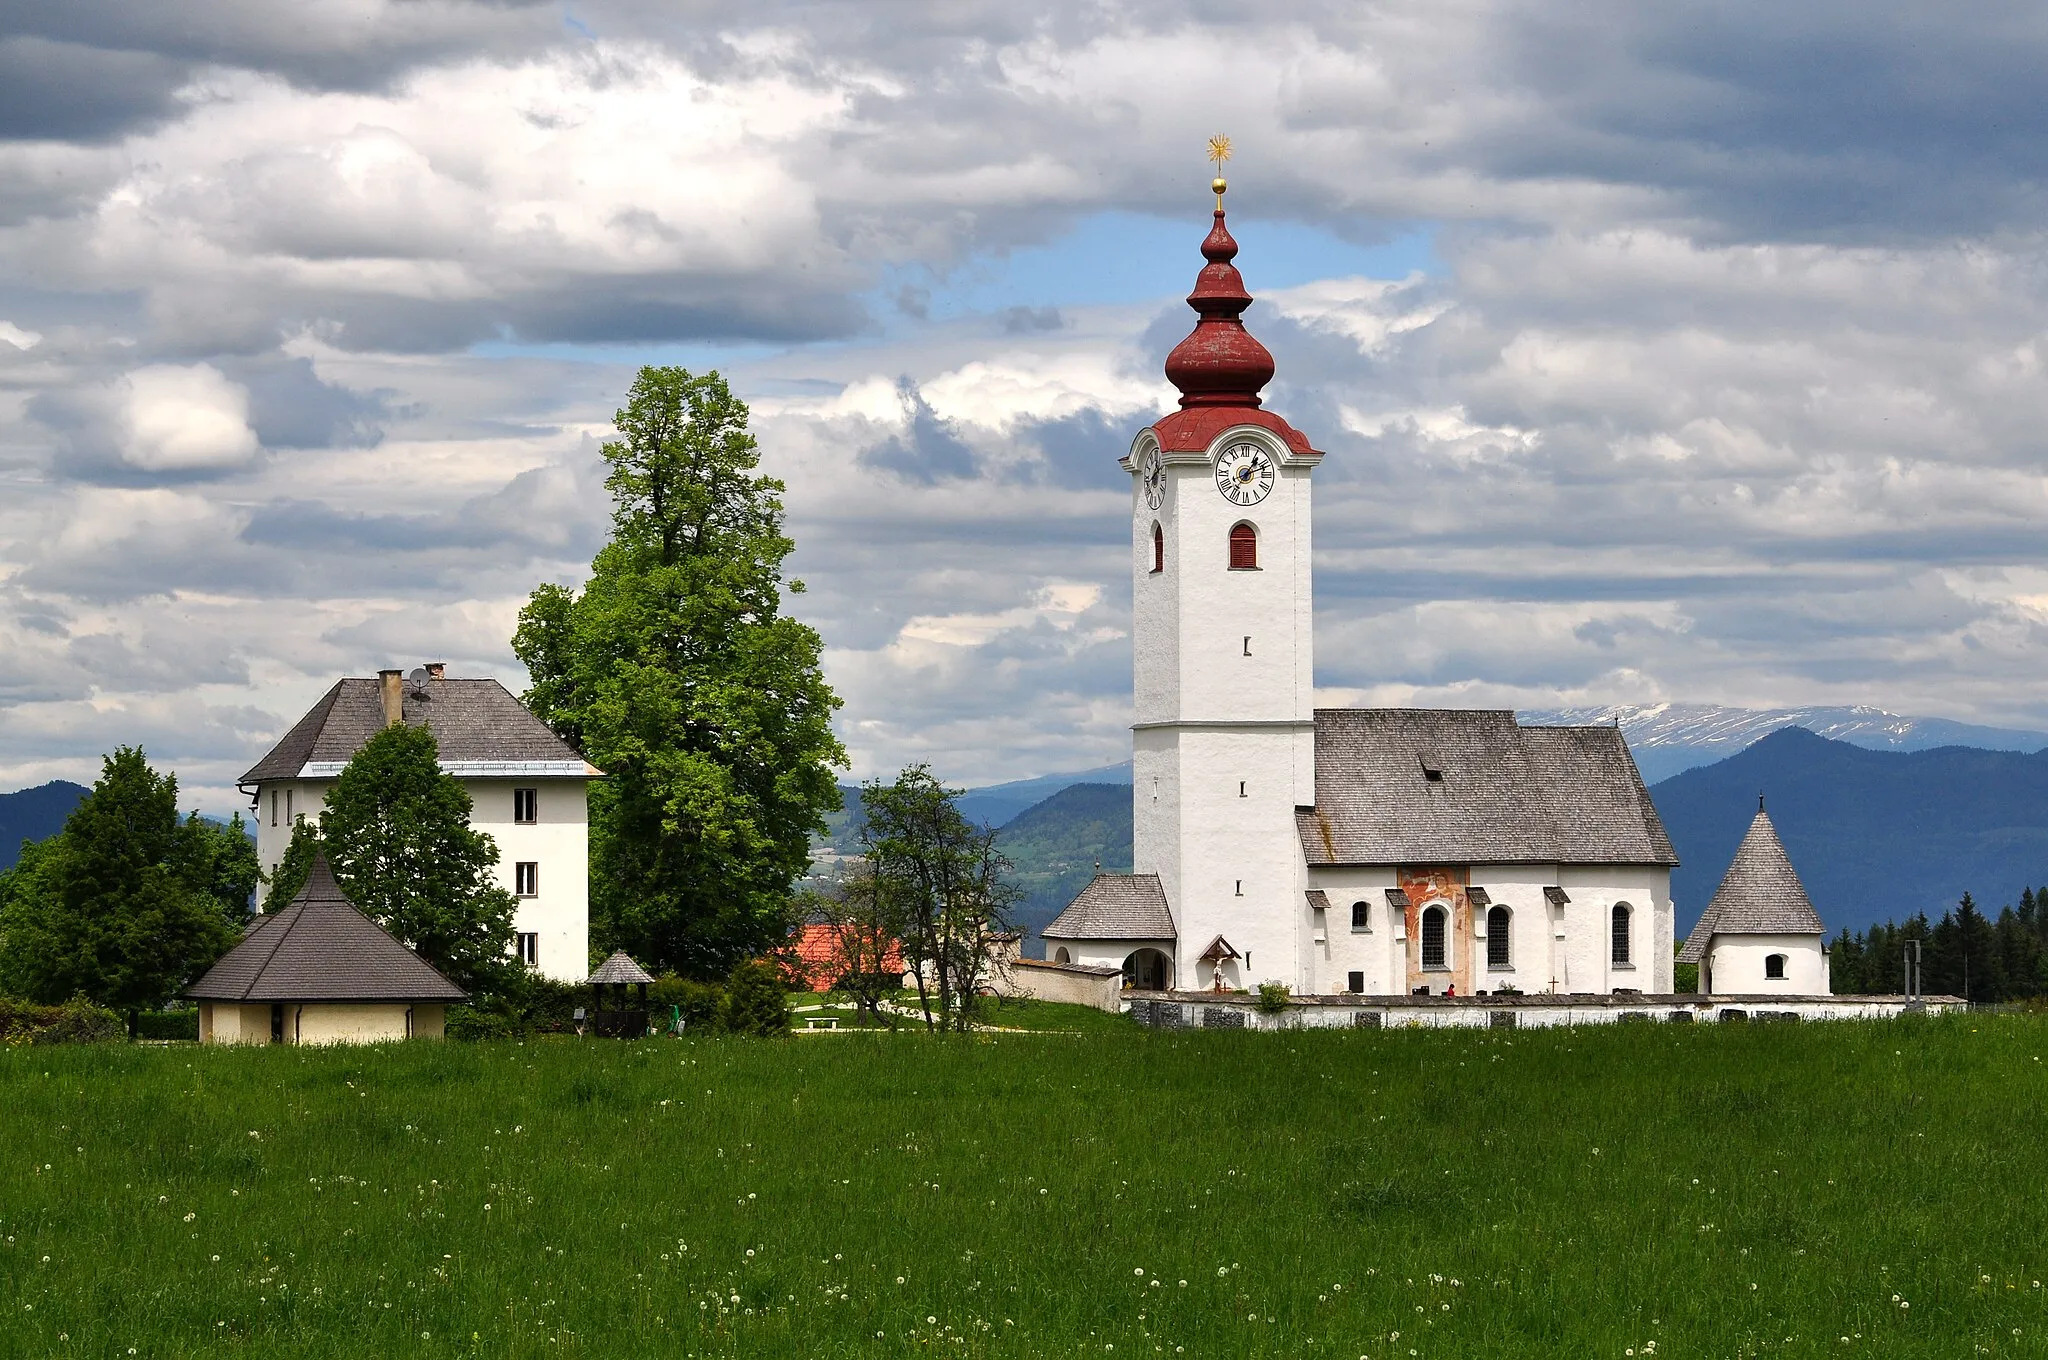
587, 951, 654, 985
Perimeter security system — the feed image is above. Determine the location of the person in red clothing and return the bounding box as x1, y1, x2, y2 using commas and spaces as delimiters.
1444, 983, 1456, 998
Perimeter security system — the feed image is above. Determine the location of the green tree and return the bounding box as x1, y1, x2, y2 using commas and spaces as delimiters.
0, 748, 237, 1034
180, 811, 259, 924
513, 366, 846, 979
721, 958, 791, 1036
859, 765, 1018, 1033
318, 722, 517, 994
262, 813, 321, 911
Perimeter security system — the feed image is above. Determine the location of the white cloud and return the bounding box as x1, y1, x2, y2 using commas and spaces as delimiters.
117, 364, 260, 471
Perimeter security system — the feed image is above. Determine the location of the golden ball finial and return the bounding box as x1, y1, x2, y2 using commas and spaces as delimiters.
1212, 177, 1228, 195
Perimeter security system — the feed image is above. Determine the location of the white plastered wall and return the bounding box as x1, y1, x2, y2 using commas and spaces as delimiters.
1466, 866, 1560, 995
1553, 866, 1675, 994
251, 775, 589, 983
1304, 869, 1399, 995
1704, 934, 1830, 994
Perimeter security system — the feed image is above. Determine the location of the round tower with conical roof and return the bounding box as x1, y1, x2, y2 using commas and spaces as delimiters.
1118, 176, 1325, 992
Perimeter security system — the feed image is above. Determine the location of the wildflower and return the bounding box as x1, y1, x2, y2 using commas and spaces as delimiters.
1134, 1268, 1145, 1276
183, 1212, 195, 1222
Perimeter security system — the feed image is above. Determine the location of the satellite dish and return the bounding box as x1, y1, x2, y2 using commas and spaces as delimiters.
408, 666, 432, 698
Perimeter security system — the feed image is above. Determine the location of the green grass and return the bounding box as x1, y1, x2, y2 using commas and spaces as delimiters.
3, 1016, 2045, 1358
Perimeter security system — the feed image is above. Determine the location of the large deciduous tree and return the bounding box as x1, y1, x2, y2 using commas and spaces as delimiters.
859, 766, 1017, 1033
319, 721, 518, 994
514, 366, 845, 979
0, 748, 240, 1034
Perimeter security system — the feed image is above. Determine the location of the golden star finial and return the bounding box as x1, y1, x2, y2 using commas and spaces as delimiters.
1207, 134, 1232, 208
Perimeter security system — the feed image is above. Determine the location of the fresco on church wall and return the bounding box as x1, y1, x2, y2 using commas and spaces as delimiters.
1399, 867, 1473, 996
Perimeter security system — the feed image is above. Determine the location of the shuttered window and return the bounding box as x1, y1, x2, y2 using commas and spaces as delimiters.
1228, 522, 1257, 569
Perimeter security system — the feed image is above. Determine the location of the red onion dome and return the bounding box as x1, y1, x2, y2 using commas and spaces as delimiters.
1161, 209, 1275, 408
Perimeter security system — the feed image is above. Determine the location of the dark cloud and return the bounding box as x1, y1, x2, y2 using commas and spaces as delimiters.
0, 37, 188, 142
861, 379, 978, 482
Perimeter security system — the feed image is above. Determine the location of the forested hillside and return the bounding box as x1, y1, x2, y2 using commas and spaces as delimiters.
0, 781, 87, 871
994, 783, 1133, 942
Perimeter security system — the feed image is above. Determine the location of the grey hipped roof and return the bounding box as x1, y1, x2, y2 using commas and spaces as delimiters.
185, 856, 467, 1004
241, 676, 598, 783
1296, 709, 1678, 868
588, 951, 655, 986
1679, 808, 1826, 962
1043, 874, 1176, 941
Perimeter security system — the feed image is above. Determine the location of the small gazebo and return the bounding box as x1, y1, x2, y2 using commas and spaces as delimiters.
586, 951, 654, 1038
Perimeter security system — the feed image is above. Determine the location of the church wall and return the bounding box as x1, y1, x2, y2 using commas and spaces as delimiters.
1704, 934, 1829, 995
1130, 433, 1181, 728
1131, 729, 1184, 932
1167, 726, 1312, 992
1554, 866, 1675, 994
1465, 866, 1559, 994
1304, 869, 1400, 994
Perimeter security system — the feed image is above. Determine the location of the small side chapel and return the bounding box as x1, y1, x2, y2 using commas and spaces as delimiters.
1044, 173, 1678, 998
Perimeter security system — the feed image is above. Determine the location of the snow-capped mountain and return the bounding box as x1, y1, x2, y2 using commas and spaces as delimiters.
1519, 703, 2048, 785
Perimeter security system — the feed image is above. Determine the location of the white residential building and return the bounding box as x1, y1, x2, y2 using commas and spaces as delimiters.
1043, 192, 1678, 998
239, 665, 599, 983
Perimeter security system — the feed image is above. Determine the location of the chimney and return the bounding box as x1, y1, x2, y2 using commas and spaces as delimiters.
425, 662, 446, 681
378, 669, 404, 727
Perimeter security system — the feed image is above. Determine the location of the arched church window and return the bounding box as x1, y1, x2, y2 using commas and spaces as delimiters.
1764, 953, 1787, 980
1228, 522, 1257, 570
1054, 947, 1071, 965
1486, 905, 1511, 969
1151, 521, 1164, 573
1421, 905, 1447, 969
1350, 899, 1370, 931
1611, 903, 1633, 965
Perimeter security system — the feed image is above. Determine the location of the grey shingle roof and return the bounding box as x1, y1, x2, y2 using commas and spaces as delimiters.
1679, 808, 1826, 962
1304, 889, 1331, 911
1043, 874, 1176, 941
185, 855, 467, 1004
241, 676, 596, 783
588, 951, 655, 985
1295, 709, 1678, 868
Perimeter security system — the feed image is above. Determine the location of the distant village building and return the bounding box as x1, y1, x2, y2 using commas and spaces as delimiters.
1043, 188, 1678, 998
240, 665, 600, 981
187, 855, 465, 1044
1680, 802, 1830, 995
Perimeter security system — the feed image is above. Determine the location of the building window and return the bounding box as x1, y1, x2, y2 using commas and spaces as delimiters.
1421, 904, 1448, 969
285, 788, 295, 823
1350, 899, 1370, 931
1053, 947, 1070, 964
1228, 522, 1257, 569
269, 789, 278, 827
515, 862, 539, 897
1611, 902, 1633, 965
1346, 970, 1364, 993
1765, 953, 1787, 980
516, 932, 539, 968
1151, 521, 1164, 573
514, 787, 538, 824
1486, 905, 1511, 969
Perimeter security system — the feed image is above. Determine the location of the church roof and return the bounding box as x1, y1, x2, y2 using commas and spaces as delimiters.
1678, 807, 1825, 962
1295, 709, 1679, 868
1043, 874, 1177, 941
186, 855, 467, 1004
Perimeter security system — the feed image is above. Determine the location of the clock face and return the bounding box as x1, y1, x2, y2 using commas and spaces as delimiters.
1214, 441, 1275, 506
1139, 448, 1165, 510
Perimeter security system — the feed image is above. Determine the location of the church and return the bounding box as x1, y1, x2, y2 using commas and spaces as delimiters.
1043, 182, 1678, 999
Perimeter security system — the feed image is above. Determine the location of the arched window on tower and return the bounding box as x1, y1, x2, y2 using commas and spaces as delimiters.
1486, 905, 1511, 969
1764, 953, 1787, 980
1228, 522, 1257, 570
1151, 521, 1164, 574
1611, 902, 1633, 966
1421, 905, 1448, 970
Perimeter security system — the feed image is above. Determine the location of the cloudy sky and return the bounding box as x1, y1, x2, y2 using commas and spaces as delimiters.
5, 0, 2048, 812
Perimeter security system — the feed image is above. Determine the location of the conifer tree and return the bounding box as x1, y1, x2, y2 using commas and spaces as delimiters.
0, 748, 238, 1034
318, 722, 518, 994
514, 366, 845, 978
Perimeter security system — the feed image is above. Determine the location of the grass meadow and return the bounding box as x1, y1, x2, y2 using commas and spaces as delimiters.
2, 1012, 2045, 1359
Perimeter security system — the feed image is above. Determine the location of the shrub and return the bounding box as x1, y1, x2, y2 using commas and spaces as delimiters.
722, 960, 790, 1037
134, 1009, 200, 1041
1254, 982, 1292, 1015
0, 995, 124, 1045
647, 976, 726, 1034
446, 1004, 519, 1042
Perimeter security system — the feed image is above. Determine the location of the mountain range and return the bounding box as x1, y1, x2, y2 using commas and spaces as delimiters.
0, 781, 88, 871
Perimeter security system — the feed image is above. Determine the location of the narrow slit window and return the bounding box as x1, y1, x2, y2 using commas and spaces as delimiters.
1421, 905, 1447, 969
1228, 522, 1257, 569
1486, 905, 1511, 969
1611, 902, 1633, 965
269, 789, 278, 827
1151, 521, 1164, 573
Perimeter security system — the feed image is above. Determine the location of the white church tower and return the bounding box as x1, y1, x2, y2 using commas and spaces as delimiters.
1121, 179, 1324, 991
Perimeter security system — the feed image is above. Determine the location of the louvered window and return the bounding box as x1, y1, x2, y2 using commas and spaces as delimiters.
1421, 905, 1448, 969
1611, 903, 1633, 965
1228, 522, 1257, 569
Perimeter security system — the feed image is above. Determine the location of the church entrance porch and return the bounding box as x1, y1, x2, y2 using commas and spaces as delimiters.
1123, 948, 1172, 991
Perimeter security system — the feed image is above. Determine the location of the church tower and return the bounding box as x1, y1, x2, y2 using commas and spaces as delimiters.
1123, 177, 1323, 990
